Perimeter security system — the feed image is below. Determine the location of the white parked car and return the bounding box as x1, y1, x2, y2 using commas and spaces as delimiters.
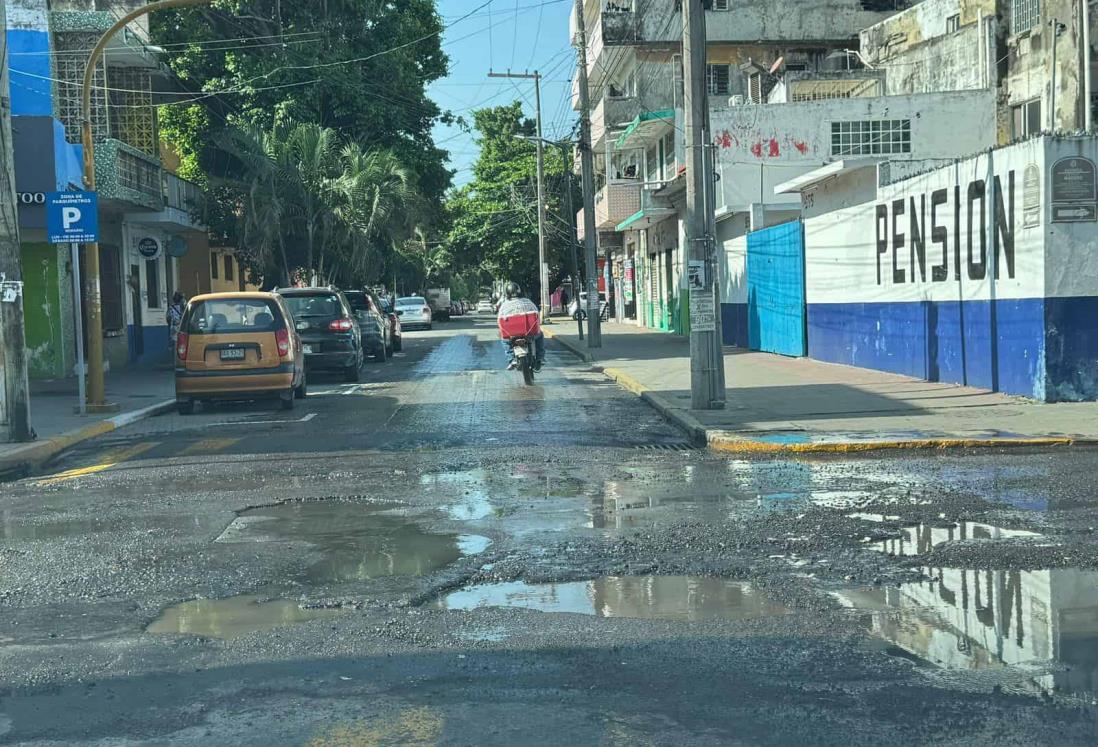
476, 300, 495, 314
395, 296, 433, 330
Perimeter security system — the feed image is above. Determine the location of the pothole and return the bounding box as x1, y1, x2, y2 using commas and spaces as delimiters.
435, 576, 789, 621
228, 501, 491, 583
147, 594, 345, 639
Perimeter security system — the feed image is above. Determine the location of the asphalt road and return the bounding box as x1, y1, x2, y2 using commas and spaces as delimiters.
3, 315, 1098, 745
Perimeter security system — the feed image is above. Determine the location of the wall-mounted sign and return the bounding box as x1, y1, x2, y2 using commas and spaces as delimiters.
1023, 164, 1041, 228
687, 260, 706, 291
137, 236, 162, 259
16, 192, 45, 204
690, 292, 716, 332
1051, 156, 1097, 223
46, 191, 98, 244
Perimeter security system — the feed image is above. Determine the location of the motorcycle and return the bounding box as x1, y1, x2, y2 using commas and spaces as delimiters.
509, 336, 537, 385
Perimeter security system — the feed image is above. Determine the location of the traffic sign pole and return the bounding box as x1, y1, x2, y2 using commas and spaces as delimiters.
70, 243, 86, 415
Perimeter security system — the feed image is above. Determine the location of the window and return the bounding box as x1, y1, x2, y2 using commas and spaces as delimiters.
830, 119, 912, 156
224, 255, 234, 282
748, 72, 762, 104
186, 299, 283, 334
711, 0, 729, 9
706, 64, 730, 96
946, 14, 960, 33
210, 251, 219, 279
1011, 0, 1040, 33
99, 245, 124, 331
145, 259, 160, 309
1012, 99, 1042, 139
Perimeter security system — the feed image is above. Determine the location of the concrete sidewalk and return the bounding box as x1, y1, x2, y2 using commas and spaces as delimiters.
0, 369, 175, 477
544, 322, 1098, 453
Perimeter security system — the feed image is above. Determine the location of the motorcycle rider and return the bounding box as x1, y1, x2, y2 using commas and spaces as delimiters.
496, 282, 545, 371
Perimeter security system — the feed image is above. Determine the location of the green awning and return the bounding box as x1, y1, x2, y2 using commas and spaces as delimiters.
613, 109, 675, 150
616, 206, 676, 232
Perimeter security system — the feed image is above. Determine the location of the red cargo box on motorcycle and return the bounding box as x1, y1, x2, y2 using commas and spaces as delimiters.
497, 298, 540, 339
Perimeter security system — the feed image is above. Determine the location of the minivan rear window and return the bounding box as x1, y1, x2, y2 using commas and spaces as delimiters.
283, 294, 342, 319
343, 293, 369, 312
186, 299, 283, 334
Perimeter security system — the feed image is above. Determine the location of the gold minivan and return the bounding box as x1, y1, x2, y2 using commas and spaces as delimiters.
174, 292, 306, 415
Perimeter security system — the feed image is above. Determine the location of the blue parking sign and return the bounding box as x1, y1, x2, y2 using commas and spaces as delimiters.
47, 191, 99, 244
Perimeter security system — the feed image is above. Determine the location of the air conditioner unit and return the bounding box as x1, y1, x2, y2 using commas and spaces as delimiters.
728, 95, 745, 106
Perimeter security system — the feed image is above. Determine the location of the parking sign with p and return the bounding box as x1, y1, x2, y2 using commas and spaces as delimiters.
47, 191, 99, 244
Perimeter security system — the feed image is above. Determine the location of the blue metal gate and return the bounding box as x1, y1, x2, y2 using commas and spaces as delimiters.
746, 221, 806, 357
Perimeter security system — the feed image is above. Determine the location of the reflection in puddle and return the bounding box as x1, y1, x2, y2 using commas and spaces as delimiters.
436, 576, 789, 621
837, 567, 1098, 697
854, 515, 1042, 556
147, 595, 344, 639
234, 502, 490, 583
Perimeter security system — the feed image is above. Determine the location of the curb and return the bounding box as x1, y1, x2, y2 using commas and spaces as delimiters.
544, 330, 1096, 455
0, 399, 175, 479
542, 327, 594, 362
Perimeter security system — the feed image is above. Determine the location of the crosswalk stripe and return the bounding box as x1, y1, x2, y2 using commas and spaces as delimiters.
180, 438, 241, 456
37, 441, 160, 486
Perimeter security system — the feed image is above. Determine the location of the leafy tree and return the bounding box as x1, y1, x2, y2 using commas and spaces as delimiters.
152, 0, 454, 259
443, 103, 578, 298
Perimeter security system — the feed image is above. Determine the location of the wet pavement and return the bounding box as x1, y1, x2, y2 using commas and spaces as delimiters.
3, 317, 1098, 743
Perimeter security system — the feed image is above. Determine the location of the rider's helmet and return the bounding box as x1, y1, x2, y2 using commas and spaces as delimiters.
504, 282, 521, 299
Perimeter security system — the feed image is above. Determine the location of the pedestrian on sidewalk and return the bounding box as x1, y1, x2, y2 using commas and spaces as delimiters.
167, 292, 186, 350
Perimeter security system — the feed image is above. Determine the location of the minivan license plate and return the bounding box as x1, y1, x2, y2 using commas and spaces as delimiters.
220, 348, 246, 361
303, 344, 314, 354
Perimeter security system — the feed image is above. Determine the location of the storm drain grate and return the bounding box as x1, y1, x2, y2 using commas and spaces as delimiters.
634, 443, 698, 452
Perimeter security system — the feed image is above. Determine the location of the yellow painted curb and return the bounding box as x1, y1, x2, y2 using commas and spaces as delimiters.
708, 435, 1081, 455
602, 367, 648, 396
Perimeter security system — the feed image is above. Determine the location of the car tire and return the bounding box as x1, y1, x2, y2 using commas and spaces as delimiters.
344, 360, 360, 383
294, 374, 307, 399
375, 342, 388, 363
176, 399, 194, 415
280, 390, 295, 410
426, 324, 433, 331
393, 335, 402, 352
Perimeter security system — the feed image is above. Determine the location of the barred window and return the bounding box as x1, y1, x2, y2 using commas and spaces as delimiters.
830, 119, 911, 156
1011, 0, 1040, 33
706, 64, 730, 96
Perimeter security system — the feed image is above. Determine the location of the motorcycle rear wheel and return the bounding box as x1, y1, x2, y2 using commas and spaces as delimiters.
522, 357, 535, 385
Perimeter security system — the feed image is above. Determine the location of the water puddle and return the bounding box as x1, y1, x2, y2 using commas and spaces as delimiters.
231, 501, 491, 584
435, 576, 789, 621
147, 594, 344, 639
836, 566, 1098, 697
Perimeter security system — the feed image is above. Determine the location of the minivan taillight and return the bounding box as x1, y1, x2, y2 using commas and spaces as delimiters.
176, 332, 189, 362
328, 318, 354, 331
275, 329, 291, 357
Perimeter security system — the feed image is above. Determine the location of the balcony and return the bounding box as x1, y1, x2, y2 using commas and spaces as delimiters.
51, 11, 159, 68
615, 181, 677, 231
94, 138, 163, 210
142, 172, 207, 232
592, 95, 641, 151
595, 181, 641, 229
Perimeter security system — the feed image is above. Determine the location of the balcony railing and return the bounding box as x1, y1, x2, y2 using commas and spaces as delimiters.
594, 181, 641, 229
94, 138, 163, 210
164, 172, 204, 214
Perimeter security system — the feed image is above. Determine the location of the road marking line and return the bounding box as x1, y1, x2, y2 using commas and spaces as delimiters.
180, 437, 241, 456
37, 441, 160, 486
199, 412, 317, 428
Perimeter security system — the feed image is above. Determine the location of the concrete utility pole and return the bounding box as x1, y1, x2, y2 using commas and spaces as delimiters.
80, 0, 211, 412
573, 0, 601, 347
683, 0, 725, 409
0, 0, 33, 441
488, 70, 549, 321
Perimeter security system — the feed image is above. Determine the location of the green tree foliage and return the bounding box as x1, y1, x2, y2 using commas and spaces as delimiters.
443, 102, 578, 297
219, 119, 419, 287
152, 0, 453, 231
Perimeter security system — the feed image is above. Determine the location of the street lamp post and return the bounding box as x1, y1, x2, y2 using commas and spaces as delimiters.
79, 0, 211, 411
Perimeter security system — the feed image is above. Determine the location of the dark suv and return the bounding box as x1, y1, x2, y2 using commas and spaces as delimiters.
343, 290, 390, 362
277, 287, 363, 382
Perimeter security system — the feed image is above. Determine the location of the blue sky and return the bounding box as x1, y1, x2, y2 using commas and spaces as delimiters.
429, 1, 578, 189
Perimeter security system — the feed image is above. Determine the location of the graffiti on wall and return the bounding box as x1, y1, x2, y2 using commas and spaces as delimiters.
713, 130, 816, 160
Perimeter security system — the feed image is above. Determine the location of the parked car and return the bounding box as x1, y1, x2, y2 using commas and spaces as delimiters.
277, 287, 364, 382
343, 289, 390, 362
377, 296, 402, 352
476, 299, 495, 314
450, 301, 464, 317
568, 292, 608, 320
174, 292, 305, 414
395, 295, 433, 330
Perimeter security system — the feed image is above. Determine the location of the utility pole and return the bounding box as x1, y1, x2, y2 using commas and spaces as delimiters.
683, 0, 725, 409
573, 0, 601, 347
488, 70, 549, 321
0, 0, 33, 441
